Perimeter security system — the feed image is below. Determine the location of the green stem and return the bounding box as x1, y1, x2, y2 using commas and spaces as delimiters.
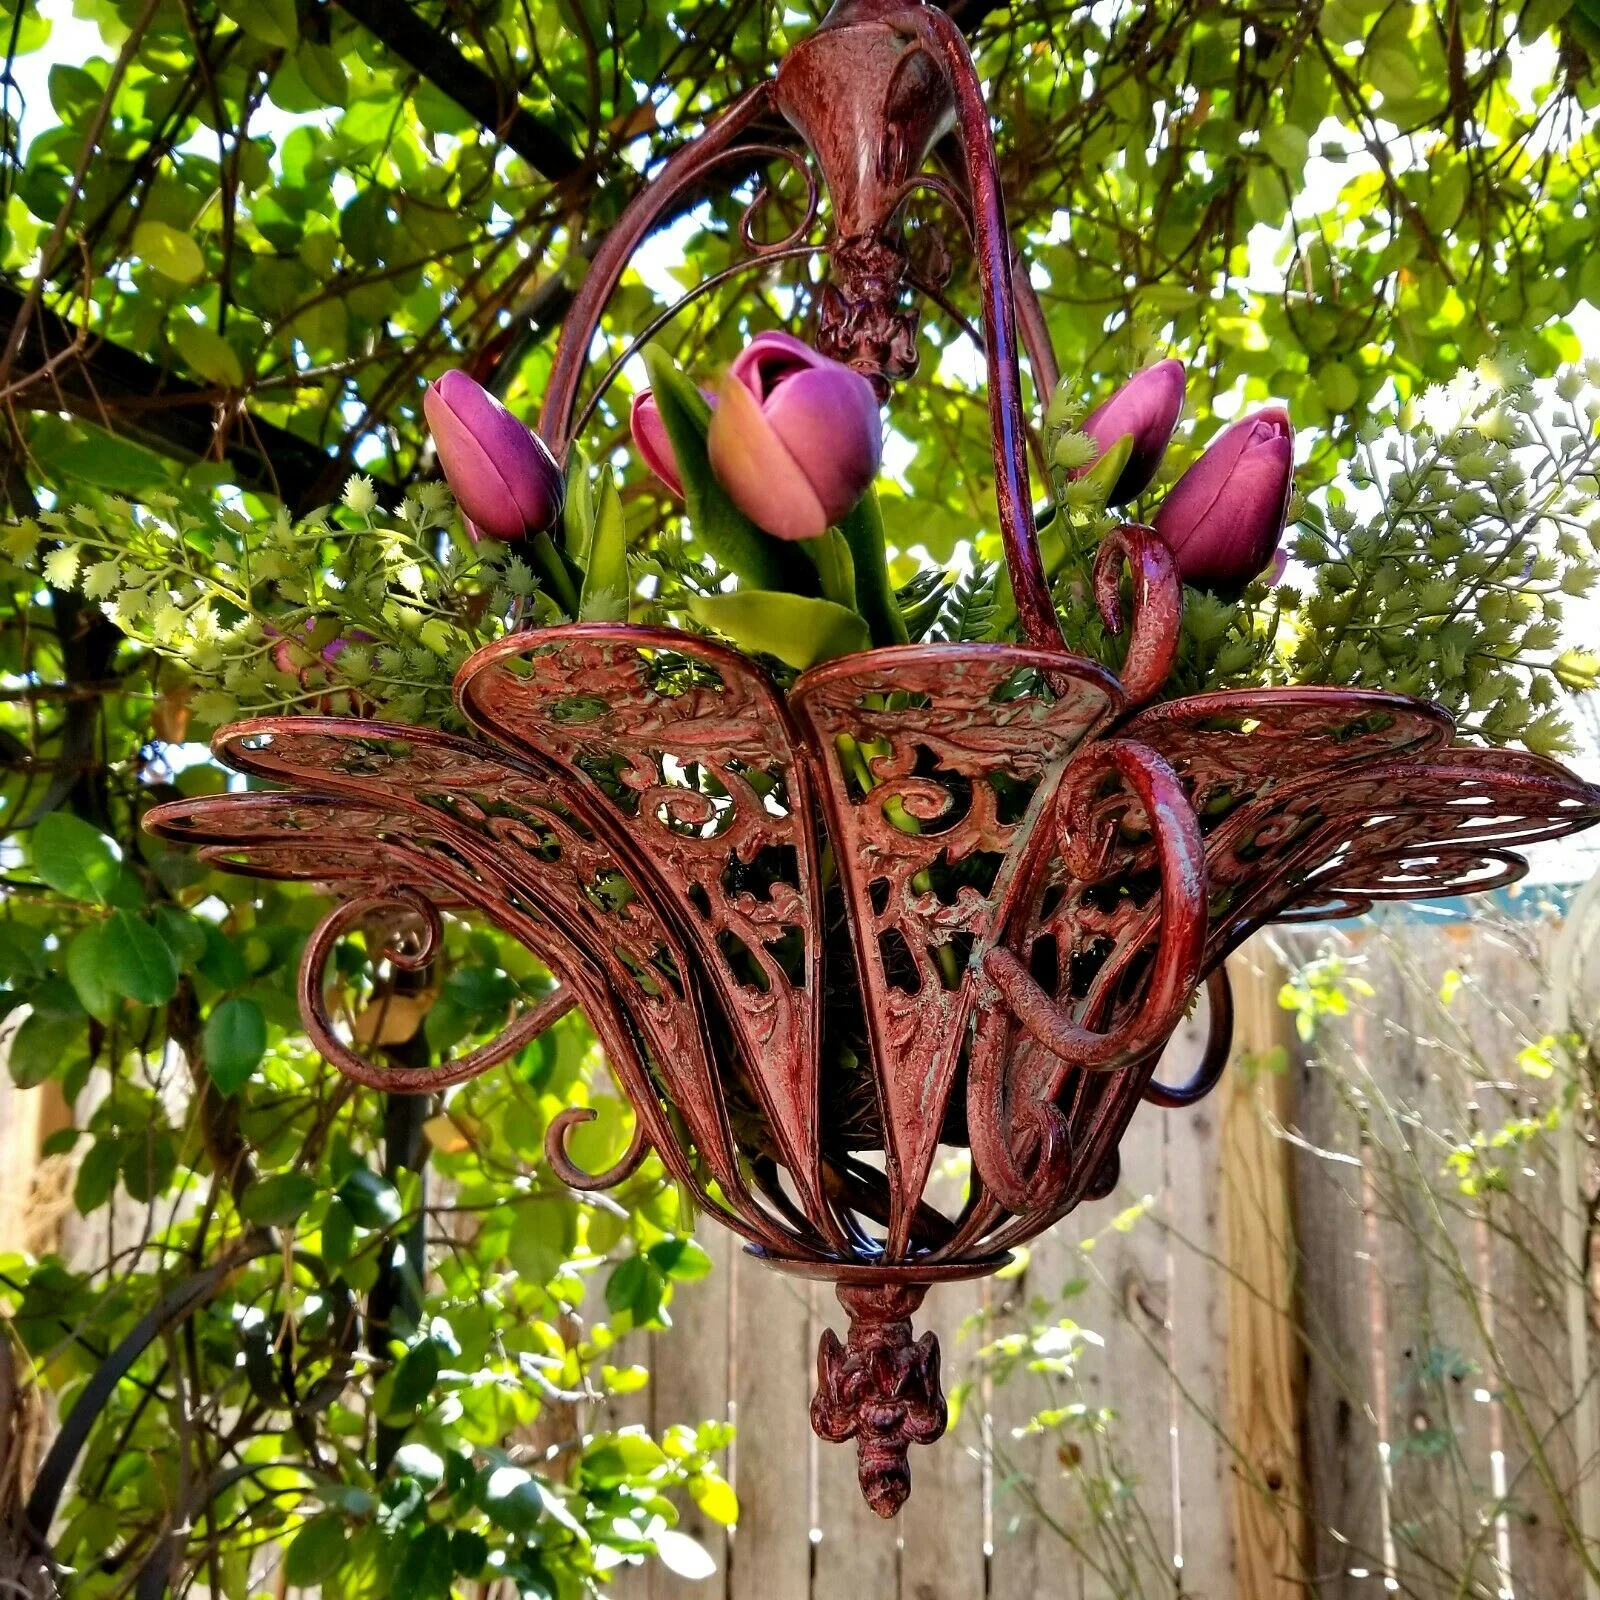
838, 487, 908, 647
527, 530, 582, 618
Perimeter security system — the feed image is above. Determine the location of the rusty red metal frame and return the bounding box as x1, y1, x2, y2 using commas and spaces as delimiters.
143, 0, 1600, 1517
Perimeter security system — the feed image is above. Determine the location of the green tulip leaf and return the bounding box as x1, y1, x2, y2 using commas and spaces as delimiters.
800, 528, 856, 611
1077, 431, 1134, 505
687, 590, 870, 670
562, 442, 595, 568
578, 465, 629, 621
837, 488, 908, 647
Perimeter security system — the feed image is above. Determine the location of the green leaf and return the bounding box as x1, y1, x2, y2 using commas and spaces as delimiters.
74, 1135, 122, 1210
480, 1465, 545, 1535
562, 443, 595, 567
100, 910, 178, 1007
172, 321, 244, 388
132, 220, 205, 285
295, 42, 348, 107
220, 0, 299, 47
153, 906, 208, 968
1366, 47, 1420, 102
28, 416, 172, 494
686, 591, 870, 670
321, 1197, 355, 1268
240, 1171, 318, 1226
605, 1254, 667, 1326
338, 1167, 402, 1230
9, 1011, 80, 1089
65, 924, 116, 1021
654, 1531, 717, 1581
687, 1471, 739, 1526
198, 922, 251, 989
1318, 361, 1361, 413
838, 487, 908, 647
451, 1531, 490, 1578
507, 1197, 576, 1283
387, 1339, 441, 1417
648, 1237, 712, 1282
0, 924, 44, 985
578, 465, 629, 621
204, 997, 267, 1095
32, 813, 120, 903
582, 1431, 667, 1484
800, 527, 856, 610
284, 1514, 347, 1588
640, 345, 808, 592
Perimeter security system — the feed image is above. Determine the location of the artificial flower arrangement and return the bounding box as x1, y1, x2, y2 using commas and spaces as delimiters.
407, 331, 1600, 754
27, 0, 1598, 1511
424, 338, 1287, 669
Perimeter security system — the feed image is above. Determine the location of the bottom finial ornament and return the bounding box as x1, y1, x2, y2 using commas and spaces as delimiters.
810, 1284, 947, 1518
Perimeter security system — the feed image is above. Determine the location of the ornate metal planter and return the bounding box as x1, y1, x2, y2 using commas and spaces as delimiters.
144, 0, 1600, 1516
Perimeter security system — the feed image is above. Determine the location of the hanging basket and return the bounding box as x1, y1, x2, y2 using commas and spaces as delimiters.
143, 0, 1600, 1516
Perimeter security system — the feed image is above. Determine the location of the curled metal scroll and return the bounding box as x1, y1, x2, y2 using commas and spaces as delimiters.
737, 141, 823, 252
983, 739, 1207, 1072
541, 79, 775, 449
1143, 965, 1233, 1108
1093, 523, 1182, 707
297, 885, 575, 1093
544, 1105, 652, 1191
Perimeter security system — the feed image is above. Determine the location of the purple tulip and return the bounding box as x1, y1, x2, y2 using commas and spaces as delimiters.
706, 331, 882, 541
1153, 409, 1294, 591
631, 391, 684, 498
270, 620, 373, 675
1080, 358, 1186, 505
423, 369, 563, 542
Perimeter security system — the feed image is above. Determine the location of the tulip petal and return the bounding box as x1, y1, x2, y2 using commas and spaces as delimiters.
1081, 358, 1186, 504
1154, 409, 1292, 578
762, 365, 883, 528
729, 330, 825, 402
630, 392, 683, 497
424, 371, 562, 540
707, 370, 830, 541
1160, 437, 1293, 587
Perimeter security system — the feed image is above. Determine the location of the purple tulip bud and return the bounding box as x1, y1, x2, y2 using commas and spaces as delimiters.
706, 331, 882, 541
1080, 358, 1186, 504
631, 391, 684, 498
1153, 408, 1294, 591
423, 369, 563, 542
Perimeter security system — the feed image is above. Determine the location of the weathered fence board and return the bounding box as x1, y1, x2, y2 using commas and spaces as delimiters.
1218, 951, 1306, 1598
727, 1253, 812, 1600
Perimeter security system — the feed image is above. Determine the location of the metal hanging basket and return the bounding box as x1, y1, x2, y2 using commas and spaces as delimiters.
144, 0, 1600, 1517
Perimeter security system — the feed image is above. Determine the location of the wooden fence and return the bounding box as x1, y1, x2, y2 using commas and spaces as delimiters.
596, 920, 1600, 1600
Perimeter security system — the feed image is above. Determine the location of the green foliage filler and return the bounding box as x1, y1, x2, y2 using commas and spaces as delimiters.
0, 0, 1598, 1595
